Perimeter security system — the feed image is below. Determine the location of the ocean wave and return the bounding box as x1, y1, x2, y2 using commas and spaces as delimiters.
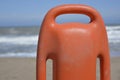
106, 26, 120, 43
106, 26, 120, 30
0, 36, 38, 45
0, 26, 120, 45
0, 52, 36, 58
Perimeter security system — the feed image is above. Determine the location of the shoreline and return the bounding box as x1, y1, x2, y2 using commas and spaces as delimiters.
0, 57, 120, 80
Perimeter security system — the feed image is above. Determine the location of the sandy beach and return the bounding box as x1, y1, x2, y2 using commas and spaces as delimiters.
0, 57, 120, 80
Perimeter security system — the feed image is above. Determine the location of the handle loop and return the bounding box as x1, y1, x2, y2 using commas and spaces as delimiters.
45, 4, 102, 25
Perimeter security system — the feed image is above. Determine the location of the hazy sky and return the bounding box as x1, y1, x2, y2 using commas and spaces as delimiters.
0, 0, 120, 26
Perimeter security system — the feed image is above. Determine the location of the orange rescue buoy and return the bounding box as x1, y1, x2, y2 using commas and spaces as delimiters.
37, 4, 110, 80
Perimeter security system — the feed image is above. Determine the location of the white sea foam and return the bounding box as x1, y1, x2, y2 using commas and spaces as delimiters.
106, 26, 120, 43
0, 52, 36, 58
0, 35, 38, 45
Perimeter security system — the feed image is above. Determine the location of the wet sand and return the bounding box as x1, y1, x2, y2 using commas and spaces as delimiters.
0, 57, 120, 80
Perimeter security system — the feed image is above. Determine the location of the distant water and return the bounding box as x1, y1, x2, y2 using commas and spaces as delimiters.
0, 26, 120, 57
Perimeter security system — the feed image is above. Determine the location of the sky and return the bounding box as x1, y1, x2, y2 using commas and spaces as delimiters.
0, 0, 120, 27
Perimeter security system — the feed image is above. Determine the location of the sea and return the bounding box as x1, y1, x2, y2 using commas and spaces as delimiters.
0, 25, 120, 58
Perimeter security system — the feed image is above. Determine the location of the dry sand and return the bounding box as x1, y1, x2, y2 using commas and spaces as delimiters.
0, 57, 120, 80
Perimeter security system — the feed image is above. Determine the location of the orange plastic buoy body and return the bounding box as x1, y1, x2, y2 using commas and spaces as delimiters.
37, 4, 110, 80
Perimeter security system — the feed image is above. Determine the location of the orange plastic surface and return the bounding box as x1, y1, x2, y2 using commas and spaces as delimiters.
37, 4, 110, 80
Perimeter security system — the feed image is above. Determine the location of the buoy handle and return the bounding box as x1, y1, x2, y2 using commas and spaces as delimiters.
45, 4, 102, 25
